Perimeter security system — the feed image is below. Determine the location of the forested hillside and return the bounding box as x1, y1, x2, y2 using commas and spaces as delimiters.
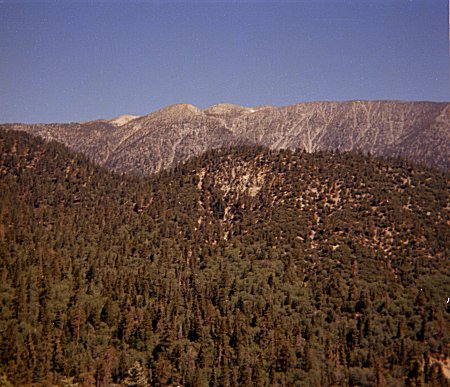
0, 129, 449, 386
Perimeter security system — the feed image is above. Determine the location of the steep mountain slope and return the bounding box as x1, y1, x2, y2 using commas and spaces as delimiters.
1, 120, 119, 165
229, 101, 449, 167
1, 129, 448, 386
2, 100, 448, 175
105, 104, 242, 175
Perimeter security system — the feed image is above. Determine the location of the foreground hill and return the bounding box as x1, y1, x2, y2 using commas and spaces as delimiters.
2, 100, 449, 175
0, 129, 449, 386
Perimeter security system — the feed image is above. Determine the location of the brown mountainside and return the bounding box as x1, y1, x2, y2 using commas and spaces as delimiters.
2, 100, 448, 175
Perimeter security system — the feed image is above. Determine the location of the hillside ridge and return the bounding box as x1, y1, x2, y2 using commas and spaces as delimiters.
0, 129, 448, 385
1, 100, 448, 174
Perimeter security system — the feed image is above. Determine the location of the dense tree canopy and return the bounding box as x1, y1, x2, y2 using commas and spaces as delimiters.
0, 129, 448, 386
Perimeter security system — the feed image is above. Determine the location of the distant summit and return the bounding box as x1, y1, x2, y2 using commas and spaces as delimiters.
2, 100, 448, 175
109, 114, 140, 126
153, 103, 202, 117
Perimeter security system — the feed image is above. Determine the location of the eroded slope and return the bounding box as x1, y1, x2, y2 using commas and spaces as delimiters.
2, 100, 448, 175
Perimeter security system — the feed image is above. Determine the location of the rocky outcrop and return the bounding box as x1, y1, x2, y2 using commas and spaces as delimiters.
2, 100, 448, 175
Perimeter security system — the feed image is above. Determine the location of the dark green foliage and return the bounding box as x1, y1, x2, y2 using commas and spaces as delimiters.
0, 129, 448, 386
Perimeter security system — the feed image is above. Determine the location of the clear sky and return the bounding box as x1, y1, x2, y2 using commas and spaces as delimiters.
0, 0, 448, 123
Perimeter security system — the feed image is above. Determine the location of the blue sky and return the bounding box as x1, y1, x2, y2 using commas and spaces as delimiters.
0, 0, 448, 123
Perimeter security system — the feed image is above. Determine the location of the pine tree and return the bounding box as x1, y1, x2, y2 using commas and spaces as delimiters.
123, 361, 148, 387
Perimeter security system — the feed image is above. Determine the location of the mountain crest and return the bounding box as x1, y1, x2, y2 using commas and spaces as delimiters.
1, 100, 448, 175
109, 114, 140, 126
203, 103, 269, 119
155, 103, 202, 117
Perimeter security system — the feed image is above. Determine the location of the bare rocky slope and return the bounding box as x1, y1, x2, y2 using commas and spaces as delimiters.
2, 100, 448, 175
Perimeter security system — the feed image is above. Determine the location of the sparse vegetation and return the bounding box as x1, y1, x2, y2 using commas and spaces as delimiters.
2, 100, 448, 177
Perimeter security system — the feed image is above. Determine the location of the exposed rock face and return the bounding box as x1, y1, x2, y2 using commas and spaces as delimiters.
109, 114, 140, 126
232, 101, 449, 169
2, 100, 448, 175
105, 104, 242, 175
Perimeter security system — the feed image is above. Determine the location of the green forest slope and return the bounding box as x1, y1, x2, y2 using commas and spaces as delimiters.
0, 130, 449, 386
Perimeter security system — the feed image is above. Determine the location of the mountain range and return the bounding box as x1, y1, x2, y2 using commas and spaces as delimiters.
2, 100, 449, 175
0, 99, 449, 385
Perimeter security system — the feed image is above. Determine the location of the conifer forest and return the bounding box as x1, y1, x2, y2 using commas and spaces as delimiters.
0, 129, 449, 386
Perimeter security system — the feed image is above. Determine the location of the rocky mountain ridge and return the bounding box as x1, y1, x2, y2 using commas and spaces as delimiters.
2, 100, 448, 175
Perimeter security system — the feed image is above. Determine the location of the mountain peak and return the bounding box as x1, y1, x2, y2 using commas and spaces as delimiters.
2, 100, 448, 175
158, 103, 201, 115
109, 114, 140, 126
203, 103, 255, 116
